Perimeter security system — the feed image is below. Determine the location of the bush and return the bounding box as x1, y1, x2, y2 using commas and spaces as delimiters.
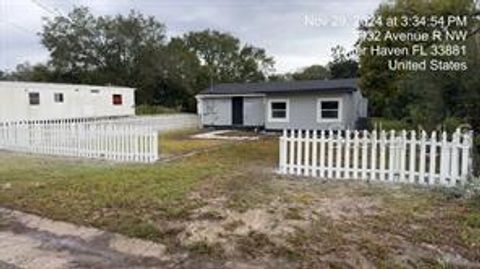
441, 117, 469, 133
473, 135, 480, 176
135, 105, 180, 115
434, 178, 480, 206
370, 117, 412, 131
355, 117, 371, 130
463, 178, 480, 207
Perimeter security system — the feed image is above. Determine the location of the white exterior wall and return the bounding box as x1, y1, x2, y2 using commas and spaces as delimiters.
0, 82, 135, 121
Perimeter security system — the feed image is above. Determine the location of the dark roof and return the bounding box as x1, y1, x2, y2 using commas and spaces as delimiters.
199, 78, 358, 95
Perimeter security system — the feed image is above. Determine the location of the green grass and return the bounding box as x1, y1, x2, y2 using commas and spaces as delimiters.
159, 129, 228, 156
1, 133, 480, 266
0, 137, 278, 241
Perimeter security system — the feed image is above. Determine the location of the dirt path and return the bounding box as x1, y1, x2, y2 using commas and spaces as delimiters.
0, 208, 171, 269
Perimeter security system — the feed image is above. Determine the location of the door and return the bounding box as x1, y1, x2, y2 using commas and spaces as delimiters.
232, 97, 244, 125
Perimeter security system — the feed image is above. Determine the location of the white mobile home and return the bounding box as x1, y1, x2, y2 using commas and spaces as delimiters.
0, 81, 135, 121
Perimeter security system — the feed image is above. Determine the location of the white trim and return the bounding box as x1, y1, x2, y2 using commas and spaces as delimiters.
317, 97, 342, 123
196, 93, 265, 99
267, 99, 289, 123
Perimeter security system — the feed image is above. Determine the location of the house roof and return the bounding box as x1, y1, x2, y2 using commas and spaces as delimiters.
199, 78, 358, 95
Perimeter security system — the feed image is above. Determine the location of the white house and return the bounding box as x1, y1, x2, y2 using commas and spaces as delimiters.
0, 81, 135, 121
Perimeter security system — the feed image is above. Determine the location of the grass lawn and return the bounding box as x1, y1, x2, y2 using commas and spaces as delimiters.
158, 128, 229, 157
0, 129, 479, 268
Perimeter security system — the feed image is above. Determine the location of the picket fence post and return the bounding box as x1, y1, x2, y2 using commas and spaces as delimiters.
312, 130, 318, 177
344, 130, 351, 179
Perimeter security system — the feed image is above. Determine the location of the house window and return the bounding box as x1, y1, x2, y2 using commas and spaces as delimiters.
29, 92, 40, 105
54, 93, 64, 103
268, 99, 289, 122
91, 89, 100, 94
112, 94, 123, 105
317, 98, 342, 122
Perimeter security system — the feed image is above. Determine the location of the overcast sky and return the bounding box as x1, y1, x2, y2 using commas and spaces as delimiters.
0, 0, 382, 74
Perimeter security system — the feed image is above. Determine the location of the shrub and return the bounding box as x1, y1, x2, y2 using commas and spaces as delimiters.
135, 105, 180, 115
371, 117, 412, 131
473, 136, 480, 176
441, 117, 469, 133
464, 178, 480, 207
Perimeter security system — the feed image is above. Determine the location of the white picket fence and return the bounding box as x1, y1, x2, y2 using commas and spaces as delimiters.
15, 114, 200, 132
278, 129, 474, 186
112, 114, 200, 132
0, 120, 159, 163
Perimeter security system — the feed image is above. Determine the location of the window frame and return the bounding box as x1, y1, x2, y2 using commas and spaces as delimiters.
28, 92, 40, 106
112, 94, 123, 106
267, 99, 289, 123
317, 98, 342, 123
54, 92, 64, 103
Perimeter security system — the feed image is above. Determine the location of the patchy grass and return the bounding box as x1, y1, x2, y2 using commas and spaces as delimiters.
159, 128, 228, 156
0, 133, 480, 268
0, 136, 277, 241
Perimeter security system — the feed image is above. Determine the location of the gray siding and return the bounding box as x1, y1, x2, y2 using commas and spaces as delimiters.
243, 97, 264, 126
264, 92, 357, 130
352, 90, 368, 118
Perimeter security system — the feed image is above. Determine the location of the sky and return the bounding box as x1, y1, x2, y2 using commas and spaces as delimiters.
0, 0, 382, 74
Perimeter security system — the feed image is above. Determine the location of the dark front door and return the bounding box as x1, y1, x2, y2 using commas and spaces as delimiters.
232, 97, 244, 125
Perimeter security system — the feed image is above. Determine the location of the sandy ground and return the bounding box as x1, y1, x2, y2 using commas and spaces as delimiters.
191, 130, 259, 141
0, 208, 172, 269
0, 207, 290, 269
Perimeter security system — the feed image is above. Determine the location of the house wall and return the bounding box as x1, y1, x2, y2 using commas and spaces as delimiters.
197, 91, 366, 130
198, 95, 264, 127
200, 97, 232, 126
0, 82, 135, 122
353, 89, 368, 118
243, 97, 264, 126
264, 92, 358, 130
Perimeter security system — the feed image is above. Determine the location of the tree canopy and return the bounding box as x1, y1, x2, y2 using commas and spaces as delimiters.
358, 0, 479, 131
4, 7, 277, 112
177, 30, 275, 83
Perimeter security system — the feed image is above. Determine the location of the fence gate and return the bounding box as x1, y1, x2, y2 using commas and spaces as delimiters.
278, 129, 474, 187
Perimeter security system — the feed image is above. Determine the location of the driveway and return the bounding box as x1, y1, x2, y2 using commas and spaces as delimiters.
0, 208, 170, 269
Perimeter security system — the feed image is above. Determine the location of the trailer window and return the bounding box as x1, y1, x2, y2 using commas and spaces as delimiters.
54, 93, 64, 103
29, 92, 40, 105
113, 94, 123, 105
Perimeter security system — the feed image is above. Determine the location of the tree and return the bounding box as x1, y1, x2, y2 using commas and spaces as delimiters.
358, 0, 479, 125
134, 38, 203, 111
291, 65, 330, 80
179, 30, 275, 83
5, 62, 55, 82
329, 45, 358, 79
267, 74, 289, 81
41, 7, 167, 86
39, 10, 276, 111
